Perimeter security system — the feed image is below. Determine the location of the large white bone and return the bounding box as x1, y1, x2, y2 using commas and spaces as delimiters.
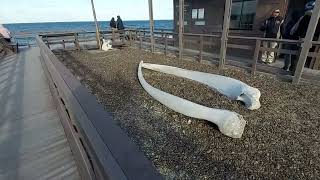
138, 61, 246, 138
141, 63, 261, 110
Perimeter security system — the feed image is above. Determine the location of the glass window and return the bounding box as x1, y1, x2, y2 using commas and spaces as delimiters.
192, 9, 198, 19
192, 8, 205, 20
198, 8, 205, 19
230, 0, 257, 30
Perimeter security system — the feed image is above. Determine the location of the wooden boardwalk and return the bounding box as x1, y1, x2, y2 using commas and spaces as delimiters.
0, 48, 80, 179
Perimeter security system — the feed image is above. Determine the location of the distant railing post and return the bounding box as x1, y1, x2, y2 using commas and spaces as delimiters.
129, 30, 132, 46
165, 33, 168, 55
139, 30, 143, 49
251, 40, 261, 75
74, 33, 80, 50
112, 29, 115, 42
199, 35, 204, 62
62, 40, 66, 49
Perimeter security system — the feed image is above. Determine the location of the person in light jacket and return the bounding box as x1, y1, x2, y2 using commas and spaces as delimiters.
0, 24, 11, 42
260, 9, 284, 64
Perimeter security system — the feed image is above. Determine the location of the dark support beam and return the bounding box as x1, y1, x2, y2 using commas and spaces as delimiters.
293, 0, 320, 84
219, 0, 232, 69
179, 0, 184, 59
148, 0, 155, 52
252, 40, 261, 75
90, 0, 102, 50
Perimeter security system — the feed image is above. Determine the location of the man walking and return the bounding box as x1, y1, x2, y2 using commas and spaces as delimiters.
260, 9, 284, 64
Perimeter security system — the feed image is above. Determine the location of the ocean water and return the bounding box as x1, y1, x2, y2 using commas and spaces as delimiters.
5, 20, 173, 36
4, 20, 173, 45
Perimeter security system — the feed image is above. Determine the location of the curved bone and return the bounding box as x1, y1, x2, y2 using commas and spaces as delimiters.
141, 62, 261, 110
138, 61, 246, 138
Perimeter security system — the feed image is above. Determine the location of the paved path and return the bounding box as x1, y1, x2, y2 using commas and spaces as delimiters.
0, 47, 80, 179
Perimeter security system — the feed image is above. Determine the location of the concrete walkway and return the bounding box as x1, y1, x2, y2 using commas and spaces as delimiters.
0, 47, 80, 179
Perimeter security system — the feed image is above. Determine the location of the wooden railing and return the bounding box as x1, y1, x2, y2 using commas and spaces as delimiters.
36, 36, 163, 180
39, 29, 320, 85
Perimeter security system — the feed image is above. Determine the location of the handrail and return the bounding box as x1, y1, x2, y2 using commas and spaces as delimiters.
36, 36, 163, 180
183, 32, 221, 38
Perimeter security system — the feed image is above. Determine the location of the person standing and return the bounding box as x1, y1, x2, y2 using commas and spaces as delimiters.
110, 17, 116, 30
260, 9, 284, 64
291, 1, 320, 68
281, 11, 300, 71
0, 24, 12, 43
116, 16, 125, 30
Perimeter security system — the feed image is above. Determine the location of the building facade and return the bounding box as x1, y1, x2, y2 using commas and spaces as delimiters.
174, 0, 310, 36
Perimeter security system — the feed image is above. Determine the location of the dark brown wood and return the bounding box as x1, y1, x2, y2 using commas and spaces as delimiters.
227, 44, 254, 50
62, 40, 66, 49
178, 0, 183, 59
129, 30, 132, 46
74, 33, 81, 50
139, 30, 143, 49
252, 40, 261, 75
38, 38, 96, 180
36, 36, 163, 180
199, 35, 203, 62
165, 33, 168, 55
219, 0, 232, 69
260, 47, 299, 55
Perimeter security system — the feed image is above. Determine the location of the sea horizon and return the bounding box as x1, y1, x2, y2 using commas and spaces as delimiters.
4, 19, 173, 25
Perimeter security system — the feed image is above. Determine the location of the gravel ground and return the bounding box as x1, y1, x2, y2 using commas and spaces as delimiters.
55, 47, 320, 179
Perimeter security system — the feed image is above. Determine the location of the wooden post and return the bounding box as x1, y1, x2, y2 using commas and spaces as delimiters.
293, 0, 320, 84
311, 36, 320, 69
90, 0, 102, 50
148, 0, 155, 52
178, 0, 184, 59
112, 29, 115, 42
129, 30, 132, 46
219, 0, 232, 69
199, 35, 204, 62
139, 30, 143, 49
74, 33, 81, 50
252, 40, 261, 75
62, 40, 66, 49
165, 33, 168, 55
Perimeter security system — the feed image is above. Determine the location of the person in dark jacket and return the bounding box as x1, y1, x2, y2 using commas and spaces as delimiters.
110, 17, 116, 29
282, 11, 301, 71
260, 9, 284, 64
116, 15, 125, 30
291, 1, 320, 68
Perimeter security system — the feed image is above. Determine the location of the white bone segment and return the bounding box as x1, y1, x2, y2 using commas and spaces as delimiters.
138, 61, 246, 138
102, 39, 113, 51
142, 63, 261, 110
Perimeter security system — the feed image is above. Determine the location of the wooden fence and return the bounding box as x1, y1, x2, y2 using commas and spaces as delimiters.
36, 36, 163, 180
39, 29, 320, 85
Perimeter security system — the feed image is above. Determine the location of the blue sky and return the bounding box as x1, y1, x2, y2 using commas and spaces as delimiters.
0, 0, 173, 24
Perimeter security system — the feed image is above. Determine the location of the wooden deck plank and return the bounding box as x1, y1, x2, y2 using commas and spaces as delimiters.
0, 47, 80, 180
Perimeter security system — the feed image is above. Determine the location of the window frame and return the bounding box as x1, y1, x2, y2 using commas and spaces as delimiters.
230, 0, 257, 31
